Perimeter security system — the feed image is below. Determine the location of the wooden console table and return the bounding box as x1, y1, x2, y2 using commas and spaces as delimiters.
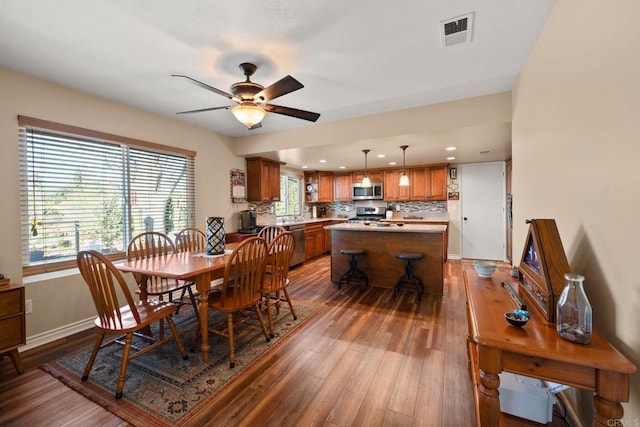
0, 284, 26, 375
463, 264, 636, 426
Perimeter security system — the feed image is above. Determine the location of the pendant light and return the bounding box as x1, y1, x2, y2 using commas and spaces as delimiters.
361, 149, 372, 187
399, 145, 410, 186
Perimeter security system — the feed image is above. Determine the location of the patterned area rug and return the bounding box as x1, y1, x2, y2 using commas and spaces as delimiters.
41, 300, 323, 426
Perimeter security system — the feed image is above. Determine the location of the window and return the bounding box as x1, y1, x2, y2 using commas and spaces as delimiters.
274, 175, 301, 218
18, 116, 196, 275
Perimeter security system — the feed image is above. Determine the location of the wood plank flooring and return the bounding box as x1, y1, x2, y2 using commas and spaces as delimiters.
0, 256, 568, 426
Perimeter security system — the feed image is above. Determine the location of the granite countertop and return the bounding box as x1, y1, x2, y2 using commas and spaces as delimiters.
324, 222, 447, 233
257, 217, 348, 227
381, 212, 449, 223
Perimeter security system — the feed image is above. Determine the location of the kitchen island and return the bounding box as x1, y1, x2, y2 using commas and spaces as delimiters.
325, 222, 446, 295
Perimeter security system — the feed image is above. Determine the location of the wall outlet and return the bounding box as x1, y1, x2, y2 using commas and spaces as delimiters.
25, 299, 32, 314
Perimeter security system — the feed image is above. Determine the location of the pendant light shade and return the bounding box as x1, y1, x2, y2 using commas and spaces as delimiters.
399, 145, 410, 187
361, 149, 372, 187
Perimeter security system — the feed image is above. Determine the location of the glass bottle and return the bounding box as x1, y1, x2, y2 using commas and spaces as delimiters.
556, 273, 592, 344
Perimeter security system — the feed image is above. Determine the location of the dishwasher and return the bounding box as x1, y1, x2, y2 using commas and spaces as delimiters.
286, 224, 306, 267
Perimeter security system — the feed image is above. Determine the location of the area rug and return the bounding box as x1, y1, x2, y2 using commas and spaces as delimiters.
41, 300, 323, 427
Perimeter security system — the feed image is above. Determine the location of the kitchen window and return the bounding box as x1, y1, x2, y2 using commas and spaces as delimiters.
18, 116, 196, 275
275, 175, 302, 218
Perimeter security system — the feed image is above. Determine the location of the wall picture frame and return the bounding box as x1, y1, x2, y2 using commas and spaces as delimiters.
449, 167, 457, 180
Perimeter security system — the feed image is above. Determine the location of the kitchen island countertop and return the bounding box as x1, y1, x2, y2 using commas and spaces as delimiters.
324, 222, 446, 233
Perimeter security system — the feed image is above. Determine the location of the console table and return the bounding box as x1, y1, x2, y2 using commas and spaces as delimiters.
0, 284, 26, 375
463, 264, 636, 426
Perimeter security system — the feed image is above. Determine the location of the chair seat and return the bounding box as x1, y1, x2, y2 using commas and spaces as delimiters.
396, 252, 423, 261
95, 299, 177, 332
341, 248, 365, 256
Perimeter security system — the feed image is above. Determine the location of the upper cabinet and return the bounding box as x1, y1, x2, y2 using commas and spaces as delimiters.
352, 170, 384, 184
333, 173, 352, 202
383, 169, 410, 201
408, 164, 448, 201
246, 157, 283, 202
304, 171, 334, 203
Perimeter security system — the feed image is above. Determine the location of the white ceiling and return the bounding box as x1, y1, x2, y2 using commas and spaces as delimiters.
0, 0, 556, 170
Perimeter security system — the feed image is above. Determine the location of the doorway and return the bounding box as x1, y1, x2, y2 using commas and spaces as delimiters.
460, 162, 506, 261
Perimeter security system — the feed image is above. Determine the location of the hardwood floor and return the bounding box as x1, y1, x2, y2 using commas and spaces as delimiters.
0, 256, 568, 426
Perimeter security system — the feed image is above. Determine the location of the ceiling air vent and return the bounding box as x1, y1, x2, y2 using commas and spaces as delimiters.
440, 13, 474, 48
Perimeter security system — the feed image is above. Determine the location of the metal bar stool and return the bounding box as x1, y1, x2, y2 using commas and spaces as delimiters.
338, 249, 368, 291
393, 252, 424, 299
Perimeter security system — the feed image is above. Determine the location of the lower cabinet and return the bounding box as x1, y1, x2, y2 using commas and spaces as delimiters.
0, 284, 26, 374
305, 223, 325, 260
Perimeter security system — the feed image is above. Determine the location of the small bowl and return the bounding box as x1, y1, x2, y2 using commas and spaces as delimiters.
396, 223, 404, 227
473, 261, 497, 277
504, 312, 529, 327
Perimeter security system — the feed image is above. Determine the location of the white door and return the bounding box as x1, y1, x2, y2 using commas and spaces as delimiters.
460, 162, 505, 261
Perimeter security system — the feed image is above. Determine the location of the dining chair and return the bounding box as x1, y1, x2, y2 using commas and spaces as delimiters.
257, 225, 286, 246
77, 250, 188, 399
261, 231, 297, 338
193, 237, 271, 368
126, 231, 198, 316
175, 227, 206, 253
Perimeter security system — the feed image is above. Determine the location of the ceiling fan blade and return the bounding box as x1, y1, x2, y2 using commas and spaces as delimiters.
172, 74, 233, 99
254, 75, 303, 103
176, 106, 230, 114
248, 122, 262, 130
264, 104, 321, 122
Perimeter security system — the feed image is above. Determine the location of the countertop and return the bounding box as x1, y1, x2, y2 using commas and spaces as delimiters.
381, 213, 449, 223
324, 222, 447, 233
258, 217, 349, 227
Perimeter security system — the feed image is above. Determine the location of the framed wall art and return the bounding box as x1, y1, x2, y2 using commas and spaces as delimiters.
230, 169, 246, 203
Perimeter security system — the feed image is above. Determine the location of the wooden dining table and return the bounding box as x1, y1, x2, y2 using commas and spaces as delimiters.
117, 243, 238, 363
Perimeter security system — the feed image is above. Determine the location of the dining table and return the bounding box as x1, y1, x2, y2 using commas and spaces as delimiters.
117, 242, 239, 363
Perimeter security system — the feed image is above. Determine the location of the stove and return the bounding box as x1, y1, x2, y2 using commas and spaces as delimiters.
348, 206, 387, 223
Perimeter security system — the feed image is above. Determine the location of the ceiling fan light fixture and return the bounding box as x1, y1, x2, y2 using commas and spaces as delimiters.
231, 102, 266, 128
399, 145, 410, 187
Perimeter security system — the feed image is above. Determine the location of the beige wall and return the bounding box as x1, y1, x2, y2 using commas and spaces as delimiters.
0, 67, 248, 337
512, 0, 639, 420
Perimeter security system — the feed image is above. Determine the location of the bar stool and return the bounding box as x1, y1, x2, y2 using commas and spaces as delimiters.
393, 252, 424, 299
338, 249, 368, 290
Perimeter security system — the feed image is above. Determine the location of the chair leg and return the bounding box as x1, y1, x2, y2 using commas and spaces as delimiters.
190, 317, 201, 352
282, 288, 297, 320
82, 329, 105, 381
253, 303, 271, 343
264, 293, 275, 338
115, 332, 133, 399
186, 285, 199, 318
166, 316, 188, 360
227, 313, 235, 368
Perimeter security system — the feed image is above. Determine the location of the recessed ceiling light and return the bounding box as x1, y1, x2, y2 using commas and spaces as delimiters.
388, 161, 397, 165
446, 156, 456, 160
319, 159, 327, 163
376, 154, 386, 158
446, 146, 457, 151
302, 165, 308, 169
339, 166, 346, 169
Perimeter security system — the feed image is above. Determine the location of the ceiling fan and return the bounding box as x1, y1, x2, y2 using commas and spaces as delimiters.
172, 63, 321, 129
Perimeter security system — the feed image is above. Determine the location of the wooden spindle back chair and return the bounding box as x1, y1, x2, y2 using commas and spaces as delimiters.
77, 250, 187, 399
257, 225, 286, 246
261, 231, 297, 337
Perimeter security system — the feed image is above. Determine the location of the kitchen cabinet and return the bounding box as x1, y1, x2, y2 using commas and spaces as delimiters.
246, 157, 283, 202
383, 169, 410, 201
0, 284, 26, 374
352, 170, 383, 184
304, 222, 325, 260
408, 165, 448, 201
318, 172, 334, 202
304, 171, 333, 203
333, 173, 352, 202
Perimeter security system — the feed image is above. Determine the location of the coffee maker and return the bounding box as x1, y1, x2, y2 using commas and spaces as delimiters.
239, 210, 258, 234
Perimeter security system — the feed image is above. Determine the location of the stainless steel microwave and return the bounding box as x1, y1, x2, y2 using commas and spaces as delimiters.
352, 182, 384, 200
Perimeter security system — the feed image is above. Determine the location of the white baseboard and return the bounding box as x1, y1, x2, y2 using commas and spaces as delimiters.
20, 317, 95, 353
448, 253, 462, 260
